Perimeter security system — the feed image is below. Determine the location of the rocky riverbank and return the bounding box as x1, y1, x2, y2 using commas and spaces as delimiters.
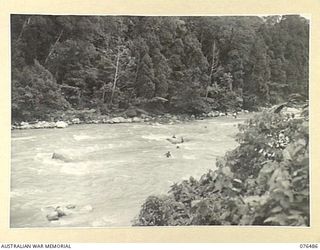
11, 109, 251, 130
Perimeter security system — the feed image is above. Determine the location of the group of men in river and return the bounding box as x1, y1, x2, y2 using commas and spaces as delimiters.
165, 135, 185, 158
165, 113, 237, 157
51, 112, 239, 161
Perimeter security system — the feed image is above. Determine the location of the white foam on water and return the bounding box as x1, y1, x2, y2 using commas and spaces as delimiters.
182, 154, 197, 160
12, 136, 35, 141
60, 162, 90, 176
142, 134, 168, 141
11, 115, 248, 227
27, 167, 45, 175
182, 144, 198, 150
102, 216, 117, 225
40, 206, 55, 213
11, 188, 44, 197
49, 219, 74, 226
91, 220, 107, 227
10, 190, 24, 197
34, 152, 62, 167
91, 215, 118, 227
79, 205, 94, 214
52, 145, 102, 161
151, 122, 162, 126
73, 134, 95, 141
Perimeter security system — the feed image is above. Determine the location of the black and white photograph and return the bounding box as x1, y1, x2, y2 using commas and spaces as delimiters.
10, 14, 309, 228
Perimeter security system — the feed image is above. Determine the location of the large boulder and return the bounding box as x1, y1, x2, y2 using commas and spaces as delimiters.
125, 108, 138, 118
66, 204, 76, 209
166, 137, 184, 145
55, 206, 66, 217
118, 117, 127, 123
20, 122, 32, 129
208, 111, 219, 117
48, 122, 56, 128
111, 117, 123, 123
52, 152, 73, 162
102, 118, 111, 124
72, 118, 81, 124
33, 122, 43, 129
46, 211, 59, 221
55, 121, 68, 128
33, 121, 52, 129
132, 117, 142, 123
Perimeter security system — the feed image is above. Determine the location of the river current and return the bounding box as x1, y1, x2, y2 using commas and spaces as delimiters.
11, 115, 250, 228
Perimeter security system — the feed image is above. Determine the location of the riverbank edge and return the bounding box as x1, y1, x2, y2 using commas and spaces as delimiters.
11, 109, 252, 130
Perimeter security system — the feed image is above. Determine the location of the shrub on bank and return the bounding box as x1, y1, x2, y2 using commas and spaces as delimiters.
134, 111, 309, 226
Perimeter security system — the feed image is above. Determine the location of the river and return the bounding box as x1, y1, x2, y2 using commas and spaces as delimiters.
11, 115, 250, 228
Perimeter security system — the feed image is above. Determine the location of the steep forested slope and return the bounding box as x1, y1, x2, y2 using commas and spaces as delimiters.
11, 15, 309, 121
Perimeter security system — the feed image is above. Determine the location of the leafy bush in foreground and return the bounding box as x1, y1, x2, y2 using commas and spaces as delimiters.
134, 111, 309, 226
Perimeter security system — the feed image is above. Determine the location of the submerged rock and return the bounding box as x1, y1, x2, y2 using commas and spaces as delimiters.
52, 152, 73, 162
66, 204, 76, 209
166, 137, 184, 145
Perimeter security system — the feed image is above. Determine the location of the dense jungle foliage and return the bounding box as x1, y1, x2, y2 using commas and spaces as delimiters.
11, 15, 309, 121
134, 111, 309, 226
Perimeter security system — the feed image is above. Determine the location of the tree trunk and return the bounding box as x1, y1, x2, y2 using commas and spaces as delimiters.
17, 17, 31, 41
206, 41, 219, 101
205, 86, 210, 100
44, 29, 63, 65
102, 84, 106, 103
109, 49, 121, 106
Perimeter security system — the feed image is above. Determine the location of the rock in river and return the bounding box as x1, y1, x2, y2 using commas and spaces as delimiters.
66, 204, 76, 209
111, 117, 120, 123
55, 121, 68, 128
46, 211, 59, 221
72, 118, 81, 124
132, 117, 142, 122
52, 152, 73, 162
125, 108, 137, 118
55, 206, 66, 217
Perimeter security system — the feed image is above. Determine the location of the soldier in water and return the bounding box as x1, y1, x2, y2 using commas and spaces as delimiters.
165, 151, 172, 158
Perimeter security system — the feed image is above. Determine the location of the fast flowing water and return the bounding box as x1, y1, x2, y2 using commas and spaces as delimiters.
11, 115, 250, 228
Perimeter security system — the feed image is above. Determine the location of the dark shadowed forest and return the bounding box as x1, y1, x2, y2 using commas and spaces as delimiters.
11, 15, 309, 122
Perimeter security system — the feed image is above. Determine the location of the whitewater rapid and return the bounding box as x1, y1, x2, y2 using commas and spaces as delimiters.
11, 115, 249, 228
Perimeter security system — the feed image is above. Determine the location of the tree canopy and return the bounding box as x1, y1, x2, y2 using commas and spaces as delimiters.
11, 15, 309, 121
